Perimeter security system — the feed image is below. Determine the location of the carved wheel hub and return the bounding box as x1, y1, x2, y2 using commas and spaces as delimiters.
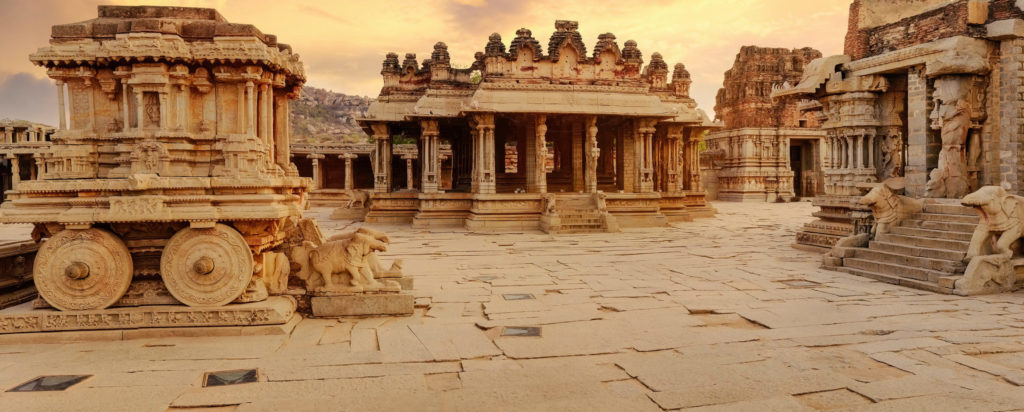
160, 224, 253, 307
34, 228, 133, 311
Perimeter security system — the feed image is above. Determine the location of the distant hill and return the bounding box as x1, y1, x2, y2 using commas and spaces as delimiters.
290, 86, 372, 144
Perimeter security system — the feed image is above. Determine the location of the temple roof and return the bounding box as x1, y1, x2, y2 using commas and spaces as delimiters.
362, 20, 710, 126
30, 5, 304, 82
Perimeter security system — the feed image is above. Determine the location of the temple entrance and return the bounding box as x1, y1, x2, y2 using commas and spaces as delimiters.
790, 145, 803, 198
442, 120, 472, 193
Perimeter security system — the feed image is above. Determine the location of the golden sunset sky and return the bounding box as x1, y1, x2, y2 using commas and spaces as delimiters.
0, 0, 851, 125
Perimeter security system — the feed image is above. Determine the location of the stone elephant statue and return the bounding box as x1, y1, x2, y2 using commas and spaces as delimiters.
956, 186, 1024, 295
857, 179, 922, 236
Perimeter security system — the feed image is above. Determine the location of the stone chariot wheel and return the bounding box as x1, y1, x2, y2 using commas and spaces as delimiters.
160, 224, 253, 307
34, 228, 133, 311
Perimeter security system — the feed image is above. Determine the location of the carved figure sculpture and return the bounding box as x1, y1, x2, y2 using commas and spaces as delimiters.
327, 227, 402, 279
346, 190, 371, 209
298, 233, 400, 293
857, 179, 922, 236
542, 193, 557, 215
956, 186, 1024, 294
925, 77, 972, 199
879, 132, 904, 179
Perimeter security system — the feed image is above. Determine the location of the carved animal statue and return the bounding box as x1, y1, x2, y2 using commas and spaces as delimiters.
327, 227, 402, 279
962, 186, 1024, 261
304, 233, 390, 293
346, 190, 371, 209
956, 186, 1024, 294
857, 180, 922, 236
542, 194, 557, 215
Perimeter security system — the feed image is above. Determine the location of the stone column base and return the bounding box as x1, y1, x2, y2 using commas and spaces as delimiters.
0, 296, 299, 342
310, 293, 414, 317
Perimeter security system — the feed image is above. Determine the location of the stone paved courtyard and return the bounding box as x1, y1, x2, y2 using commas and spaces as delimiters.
3, 201, 1024, 411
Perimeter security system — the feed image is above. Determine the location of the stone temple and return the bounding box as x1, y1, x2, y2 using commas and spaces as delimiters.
703, 46, 825, 202
775, 0, 1024, 295
352, 21, 718, 232
9, 2, 1024, 410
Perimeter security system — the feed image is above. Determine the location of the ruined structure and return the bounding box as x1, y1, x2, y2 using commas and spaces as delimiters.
290, 142, 452, 206
0, 6, 315, 322
0, 119, 54, 201
359, 21, 717, 232
774, 0, 1024, 294
705, 46, 825, 202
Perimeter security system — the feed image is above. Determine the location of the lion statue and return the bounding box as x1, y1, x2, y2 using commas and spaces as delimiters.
956, 186, 1024, 295
857, 178, 922, 236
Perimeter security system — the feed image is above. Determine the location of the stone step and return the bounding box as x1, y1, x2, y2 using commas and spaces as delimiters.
853, 248, 964, 273
561, 218, 603, 224
898, 218, 977, 234
839, 267, 955, 294
889, 226, 974, 242
557, 228, 605, 234
869, 241, 967, 262
843, 257, 952, 283
876, 233, 970, 251
923, 202, 976, 216
914, 212, 979, 224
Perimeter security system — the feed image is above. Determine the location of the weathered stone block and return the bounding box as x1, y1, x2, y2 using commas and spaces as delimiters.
311, 293, 414, 317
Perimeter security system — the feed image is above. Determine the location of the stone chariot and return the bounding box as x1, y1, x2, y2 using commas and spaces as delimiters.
0, 6, 309, 311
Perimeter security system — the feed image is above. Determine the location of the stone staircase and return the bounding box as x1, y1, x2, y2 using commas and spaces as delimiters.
831, 200, 979, 294
541, 194, 617, 234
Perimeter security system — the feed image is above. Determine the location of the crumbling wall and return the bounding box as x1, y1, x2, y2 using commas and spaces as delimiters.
714, 46, 822, 129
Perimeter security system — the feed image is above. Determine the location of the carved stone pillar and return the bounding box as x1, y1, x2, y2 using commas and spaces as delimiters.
135, 90, 144, 130
10, 155, 19, 190
665, 125, 684, 193
404, 156, 415, 191
245, 81, 255, 137
535, 115, 548, 194
637, 121, 655, 193
370, 123, 391, 193
236, 83, 245, 133
584, 116, 599, 193
56, 80, 66, 130
419, 119, 440, 194
3, 128, 10, 144
158, 91, 169, 131
868, 134, 875, 170
470, 114, 495, 194
309, 154, 325, 189
121, 81, 130, 131
258, 84, 269, 143
342, 154, 355, 190
177, 85, 187, 131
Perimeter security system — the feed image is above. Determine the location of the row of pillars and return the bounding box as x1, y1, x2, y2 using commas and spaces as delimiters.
1, 128, 45, 144
309, 153, 358, 190
366, 115, 675, 195
824, 134, 875, 170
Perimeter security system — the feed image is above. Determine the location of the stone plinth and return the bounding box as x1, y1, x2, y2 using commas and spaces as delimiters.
310, 293, 414, 317
0, 296, 297, 335
329, 206, 369, 221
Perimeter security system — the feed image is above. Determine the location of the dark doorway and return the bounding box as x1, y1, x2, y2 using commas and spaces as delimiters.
790, 145, 803, 198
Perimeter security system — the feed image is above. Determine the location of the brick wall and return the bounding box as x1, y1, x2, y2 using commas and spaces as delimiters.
998, 39, 1024, 192
843, 0, 1013, 60
905, 68, 935, 197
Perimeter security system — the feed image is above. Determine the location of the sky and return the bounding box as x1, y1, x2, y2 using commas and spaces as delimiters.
0, 0, 851, 126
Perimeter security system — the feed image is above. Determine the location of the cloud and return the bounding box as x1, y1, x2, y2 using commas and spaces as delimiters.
0, 72, 56, 126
